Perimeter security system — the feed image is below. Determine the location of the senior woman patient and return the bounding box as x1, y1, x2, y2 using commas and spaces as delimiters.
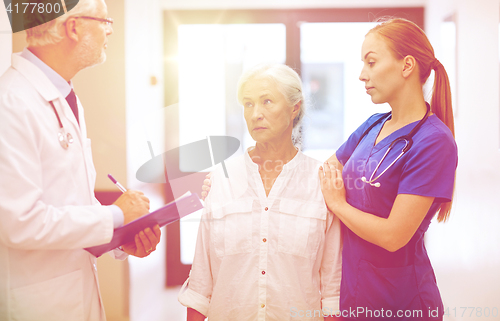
178, 64, 342, 321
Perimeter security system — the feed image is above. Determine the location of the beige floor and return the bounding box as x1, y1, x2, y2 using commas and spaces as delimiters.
129, 227, 187, 321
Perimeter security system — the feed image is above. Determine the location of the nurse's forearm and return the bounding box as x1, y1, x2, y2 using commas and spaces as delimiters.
332, 194, 433, 252
333, 202, 392, 249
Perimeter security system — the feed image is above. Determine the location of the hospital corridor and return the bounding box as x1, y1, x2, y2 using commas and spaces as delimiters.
0, 0, 499, 320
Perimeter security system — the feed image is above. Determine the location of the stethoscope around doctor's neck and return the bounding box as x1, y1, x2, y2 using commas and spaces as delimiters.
49, 101, 74, 149
357, 103, 431, 188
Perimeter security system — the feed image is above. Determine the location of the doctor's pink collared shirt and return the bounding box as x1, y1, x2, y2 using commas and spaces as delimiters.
178, 149, 342, 321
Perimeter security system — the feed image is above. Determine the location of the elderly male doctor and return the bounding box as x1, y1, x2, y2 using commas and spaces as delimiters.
0, 0, 161, 320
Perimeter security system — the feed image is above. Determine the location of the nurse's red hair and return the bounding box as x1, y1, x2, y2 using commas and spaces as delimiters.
368, 18, 455, 222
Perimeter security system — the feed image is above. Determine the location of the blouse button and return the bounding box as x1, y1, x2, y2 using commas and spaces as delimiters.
262, 271, 266, 275
262, 238, 267, 243
264, 207, 268, 211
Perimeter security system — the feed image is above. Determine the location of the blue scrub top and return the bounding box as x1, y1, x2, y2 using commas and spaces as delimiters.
336, 112, 457, 320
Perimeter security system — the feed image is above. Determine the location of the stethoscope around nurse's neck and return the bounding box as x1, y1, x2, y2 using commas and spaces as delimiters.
358, 103, 431, 188
49, 101, 74, 149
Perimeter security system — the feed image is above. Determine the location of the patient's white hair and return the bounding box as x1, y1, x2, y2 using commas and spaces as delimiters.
237, 63, 306, 129
26, 0, 99, 46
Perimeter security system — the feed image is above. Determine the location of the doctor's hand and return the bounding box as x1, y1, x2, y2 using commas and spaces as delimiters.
122, 225, 161, 257
201, 173, 212, 201
113, 190, 150, 225
318, 162, 347, 213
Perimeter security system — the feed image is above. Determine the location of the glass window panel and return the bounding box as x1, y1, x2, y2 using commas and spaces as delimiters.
300, 22, 389, 161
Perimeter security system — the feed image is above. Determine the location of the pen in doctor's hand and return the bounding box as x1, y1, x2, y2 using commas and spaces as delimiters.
108, 174, 127, 193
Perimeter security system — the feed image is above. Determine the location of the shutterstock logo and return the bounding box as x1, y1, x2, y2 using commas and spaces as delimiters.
3, 0, 79, 33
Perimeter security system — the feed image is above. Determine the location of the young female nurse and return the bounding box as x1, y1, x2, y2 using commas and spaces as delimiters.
318, 18, 457, 320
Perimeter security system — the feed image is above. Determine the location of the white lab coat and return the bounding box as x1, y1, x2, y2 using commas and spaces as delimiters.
0, 53, 126, 321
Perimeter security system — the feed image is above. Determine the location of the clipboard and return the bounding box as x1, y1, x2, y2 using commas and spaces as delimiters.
85, 192, 202, 257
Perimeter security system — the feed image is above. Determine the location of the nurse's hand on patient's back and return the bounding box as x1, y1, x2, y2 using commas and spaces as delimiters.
201, 173, 211, 201
113, 190, 150, 224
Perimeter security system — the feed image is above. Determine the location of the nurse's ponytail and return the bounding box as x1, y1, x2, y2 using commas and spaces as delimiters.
430, 60, 454, 222
430, 59, 455, 138
368, 18, 455, 222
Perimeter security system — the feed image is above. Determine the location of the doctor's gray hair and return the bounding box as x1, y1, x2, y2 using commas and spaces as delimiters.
237, 64, 306, 144
26, 0, 99, 46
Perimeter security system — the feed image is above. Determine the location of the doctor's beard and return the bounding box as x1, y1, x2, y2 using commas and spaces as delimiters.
75, 33, 107, 71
